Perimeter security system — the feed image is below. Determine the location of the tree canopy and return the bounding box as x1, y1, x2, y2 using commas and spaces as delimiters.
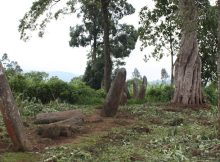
139, 0, 218, 85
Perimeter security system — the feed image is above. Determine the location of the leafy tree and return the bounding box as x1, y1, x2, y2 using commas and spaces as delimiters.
139, 0, 217, 86
132, 68, 142, 80
139, 0, 179, 85
69, 0, 137, 90
161, 68, 169, 83
1, 53, 23, 78
217, 0, 220, 138
172, 0, 204, 105
100, 0, 111, 92
83, 57, 104, 89
198, 5, 218, 85
19, 0, 137, 92
24, 71, 49, 83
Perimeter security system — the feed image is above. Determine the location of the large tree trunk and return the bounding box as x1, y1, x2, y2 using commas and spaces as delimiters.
0, 62, 30, 151
171, 46, 174, 85
171, 0, 204, 105
217, 0, 220, 138
101, 0, 112, 93
101, 68, 126, 117
169, 26, 175, 86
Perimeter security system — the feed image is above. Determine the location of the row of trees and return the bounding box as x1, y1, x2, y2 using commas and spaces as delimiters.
18, 0, 218, 103
19, 0, 138, 91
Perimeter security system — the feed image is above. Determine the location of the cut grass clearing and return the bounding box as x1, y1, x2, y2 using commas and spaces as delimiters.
0, 104, 220, 162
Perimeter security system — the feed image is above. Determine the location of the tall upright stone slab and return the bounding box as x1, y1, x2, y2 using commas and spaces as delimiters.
138, 76, 147, 100
133, 79, 139, 99
0, 62, 30, 151
120, 92, 127, 105
124, 83, 131, 99
101, 68, 126, 117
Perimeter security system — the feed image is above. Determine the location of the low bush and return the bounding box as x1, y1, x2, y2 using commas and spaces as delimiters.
8, 72, 106, 105
204, 83, 217, 106
146, 84, 174, 103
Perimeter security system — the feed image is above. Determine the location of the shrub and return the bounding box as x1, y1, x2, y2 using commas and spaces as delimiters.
69, 81, 105, 105
146, 84, 173, 103
204, 83, 217, 106
8, 71, 106, 105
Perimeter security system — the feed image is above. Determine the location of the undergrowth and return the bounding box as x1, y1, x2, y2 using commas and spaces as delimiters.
1, 104, 218, 162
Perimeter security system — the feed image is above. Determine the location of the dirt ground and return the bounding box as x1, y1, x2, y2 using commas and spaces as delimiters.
0, 109, 136, 153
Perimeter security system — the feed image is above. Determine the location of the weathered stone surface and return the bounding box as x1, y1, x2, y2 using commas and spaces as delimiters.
138, 76, 147, 100
36, 116, 84, 138
34, 110, 85, 124
124, 83, 131, 99
101, 68, 126, 117
120, 92, 127, 105
0, 62, 31, 151
133, 79, 139, 99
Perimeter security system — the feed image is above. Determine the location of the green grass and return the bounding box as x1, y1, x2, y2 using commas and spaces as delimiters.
0, 152, 41, 162
1, 104, 220, 162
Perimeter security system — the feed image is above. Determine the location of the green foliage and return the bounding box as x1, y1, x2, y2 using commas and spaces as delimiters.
83, 57, 104, 89
139, 0, 179, 61
69, 81, 105, 105
139, 0, 217, 85
8, 74, 28, 95
19, 0, 76, 40
11, 104, 217, 161
198, 5, 218, 85
69, 0, 138, 89
7, 70, 105, 106
0, 152, 41, 162
204, 83, 217, 106
146, 84, 174, 102
132, 68, 142, 80
161, 68, 169, 83
1, 53, 23, 78
15, 95, 44, 116
19, 0, 138, 90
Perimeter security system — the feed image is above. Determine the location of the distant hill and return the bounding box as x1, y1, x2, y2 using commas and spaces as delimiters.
48, 71, 76, 82
148, 79, 171, 85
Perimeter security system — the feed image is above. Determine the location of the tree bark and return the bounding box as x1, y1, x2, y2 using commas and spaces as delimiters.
0, 62, 31, 151
217, 0, 220, 138
92, 33, 97, 62
171, 0, 204, 105
171, 44, 174, 85
101, 68, 126, 117
101, 0, 111, 93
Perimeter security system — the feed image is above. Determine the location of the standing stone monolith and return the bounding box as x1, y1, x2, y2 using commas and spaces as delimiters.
124, 83, 131, 99
138, 76, 147, 100
101, 68, 126, 117
120, 92, 127, 105
133, 79, 139, 99
0, 62, 31, 151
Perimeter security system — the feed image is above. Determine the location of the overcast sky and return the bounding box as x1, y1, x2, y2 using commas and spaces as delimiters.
0, 0, 216, 81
